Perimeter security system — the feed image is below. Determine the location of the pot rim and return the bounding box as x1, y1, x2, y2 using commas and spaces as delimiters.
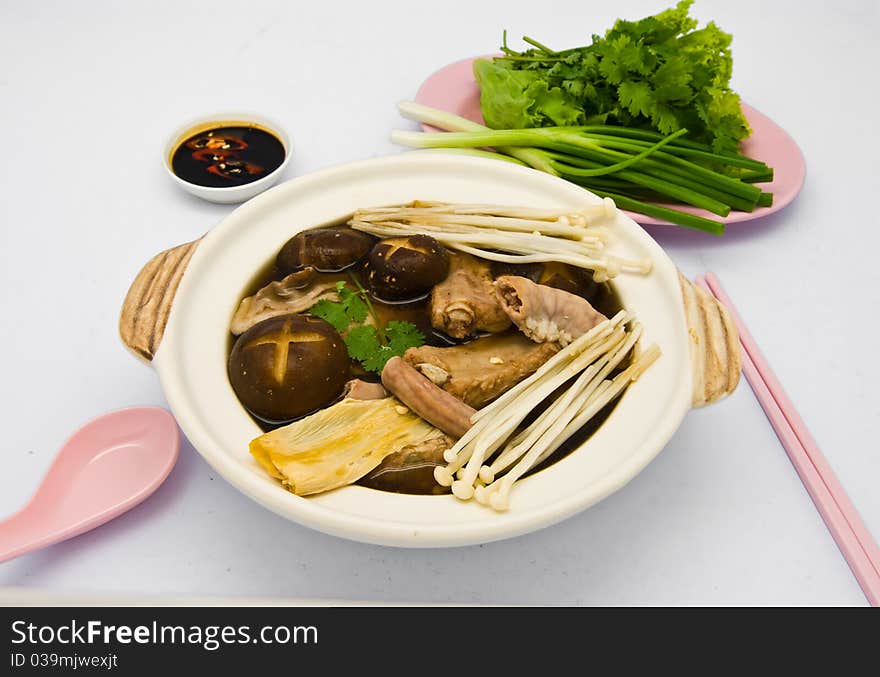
153, 153, 692, 547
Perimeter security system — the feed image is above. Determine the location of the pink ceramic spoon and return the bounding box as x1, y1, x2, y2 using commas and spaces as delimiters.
0, 407, 179, 563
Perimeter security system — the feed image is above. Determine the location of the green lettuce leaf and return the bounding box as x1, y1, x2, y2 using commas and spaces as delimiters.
474, 58, 583, 129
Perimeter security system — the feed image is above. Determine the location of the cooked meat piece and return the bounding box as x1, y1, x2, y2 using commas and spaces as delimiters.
491, 261, 599, 301
430, 251, 511, 339
535, 262, 599, 300
494, 275, 607, 346
381, 357, 475, 438
403, 332, 559, 408
342, 379, 388, 400
230, 268, 341, 335
358, 434, 454, 495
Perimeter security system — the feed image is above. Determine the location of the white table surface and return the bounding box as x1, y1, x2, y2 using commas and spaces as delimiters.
1, 0, 877, 606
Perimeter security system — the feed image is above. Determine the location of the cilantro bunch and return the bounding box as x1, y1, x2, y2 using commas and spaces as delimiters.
477, 0, 749, 154
310, 279, 425, 374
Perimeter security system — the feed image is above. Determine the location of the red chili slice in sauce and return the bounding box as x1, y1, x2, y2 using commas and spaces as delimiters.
206, 159, 266, 180
191, 149, 240, 163
185, 135, 248, 152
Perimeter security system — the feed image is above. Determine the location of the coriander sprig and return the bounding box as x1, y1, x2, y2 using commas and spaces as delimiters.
309, 279, 424, 374
346, 272, 384, 340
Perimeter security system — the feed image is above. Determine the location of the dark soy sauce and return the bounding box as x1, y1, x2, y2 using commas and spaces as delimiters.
171, 124, 285, 188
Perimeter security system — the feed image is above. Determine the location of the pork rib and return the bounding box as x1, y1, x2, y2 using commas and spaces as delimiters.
404, 332, 559, 408
430, 252, 511, 339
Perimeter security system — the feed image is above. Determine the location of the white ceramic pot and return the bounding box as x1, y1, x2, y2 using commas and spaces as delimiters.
120, 153, 740, 547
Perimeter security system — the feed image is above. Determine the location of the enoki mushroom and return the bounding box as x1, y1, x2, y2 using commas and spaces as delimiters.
349, 201, 652, 283
434, 311, 660, 511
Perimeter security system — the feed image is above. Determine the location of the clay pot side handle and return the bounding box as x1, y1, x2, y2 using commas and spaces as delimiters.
120, 238, 202, 362
678, 271, 742, 407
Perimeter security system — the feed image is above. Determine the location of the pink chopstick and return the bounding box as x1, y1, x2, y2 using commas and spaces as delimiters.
696, 273, 880, 606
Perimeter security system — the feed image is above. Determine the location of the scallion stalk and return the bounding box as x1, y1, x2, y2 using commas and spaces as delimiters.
588, 189, 726, 235
393, 102, 774, 235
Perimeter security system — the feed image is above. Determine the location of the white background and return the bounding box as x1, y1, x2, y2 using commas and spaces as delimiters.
1, 0, 877, 605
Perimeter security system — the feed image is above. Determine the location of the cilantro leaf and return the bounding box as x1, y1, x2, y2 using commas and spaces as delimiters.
342, 325, 388, 374
310, 298, 350, 332
618, 80, 654, 118
361, 345, 395, 374
481, 0, 751, 152
309, 282, 368, 332
386, 321, 425, 356
344, 324, 382, 362
342, 321, 425, 374
309, 281, 426, 374
338, 286, 368, 325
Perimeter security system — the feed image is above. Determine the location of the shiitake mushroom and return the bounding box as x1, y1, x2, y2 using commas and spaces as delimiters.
489, 260, 543, 281
357, 436, 452, 495
276, 227, 373, 274
228, 314, 349, 424
491, 261, 598, 300
365, 235, 449, 301
537, 262, 598, 300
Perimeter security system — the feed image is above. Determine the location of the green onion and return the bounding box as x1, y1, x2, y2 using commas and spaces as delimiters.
394, 102, 775, 235
589, 189, 726, 236
757, 192, 774, 208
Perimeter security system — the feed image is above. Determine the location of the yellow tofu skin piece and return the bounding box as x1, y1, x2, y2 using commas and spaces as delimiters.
250, 397, 442, 496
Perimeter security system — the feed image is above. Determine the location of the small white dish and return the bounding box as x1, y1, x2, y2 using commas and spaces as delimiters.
163, 111, 292, 204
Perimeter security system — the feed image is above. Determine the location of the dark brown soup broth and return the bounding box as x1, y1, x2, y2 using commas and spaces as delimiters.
231, 224, 627, 494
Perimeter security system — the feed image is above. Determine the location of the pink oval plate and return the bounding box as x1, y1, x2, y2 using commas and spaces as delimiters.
414, 55, 806, 227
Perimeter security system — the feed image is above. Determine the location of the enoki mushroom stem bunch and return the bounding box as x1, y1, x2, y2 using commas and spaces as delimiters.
434, 311, 661, 511
349, 201, 652, 282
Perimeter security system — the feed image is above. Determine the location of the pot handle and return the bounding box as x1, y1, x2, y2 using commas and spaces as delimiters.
678, 271, 742, 407
119, 238, 202, 362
